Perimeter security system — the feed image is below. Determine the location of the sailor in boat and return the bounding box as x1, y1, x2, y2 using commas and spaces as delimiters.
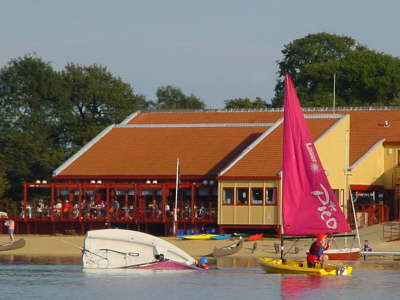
307, 234, 332, 268
4, 217, 15, 241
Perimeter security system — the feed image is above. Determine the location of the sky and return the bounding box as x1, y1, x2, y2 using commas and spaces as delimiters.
1, 1, 399, 109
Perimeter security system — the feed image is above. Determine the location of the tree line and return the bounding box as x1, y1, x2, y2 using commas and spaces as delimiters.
1, 32, 400, 208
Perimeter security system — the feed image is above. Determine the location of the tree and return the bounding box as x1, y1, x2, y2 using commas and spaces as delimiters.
0, 55, 68, 200
0, 168, 10, 200
272, 33, 400, 107
224, 97, 271, 109
61, 63, 148, 147
154, 86, 205, 109
0, 56, 150, 203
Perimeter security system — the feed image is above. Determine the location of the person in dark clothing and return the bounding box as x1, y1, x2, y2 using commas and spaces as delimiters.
307, 234, 331, 268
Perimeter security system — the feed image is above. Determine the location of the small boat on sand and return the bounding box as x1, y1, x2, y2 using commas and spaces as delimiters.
0, 238, 26, 251
211, 234, 232, 240
82, 229, 205, 270
324, 248, 360, 260
181, 234, 217, 240
212, 239, 243, 257
246, 234, 263, 241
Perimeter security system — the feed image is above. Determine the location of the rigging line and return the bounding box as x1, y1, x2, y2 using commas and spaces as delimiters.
61, 240, 108, 260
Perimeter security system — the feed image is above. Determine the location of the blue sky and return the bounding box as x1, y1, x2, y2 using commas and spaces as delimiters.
1, 1, 399, 108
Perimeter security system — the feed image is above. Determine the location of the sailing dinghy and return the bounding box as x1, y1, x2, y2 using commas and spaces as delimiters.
258, 75, 353, 276
82, 229, 204, 270
0, 238, 26, 251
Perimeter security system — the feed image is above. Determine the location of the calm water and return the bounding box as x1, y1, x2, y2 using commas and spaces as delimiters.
0, 256, 399, 300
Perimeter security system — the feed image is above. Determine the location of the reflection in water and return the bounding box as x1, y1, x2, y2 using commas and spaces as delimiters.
280, 275, 347, 300
215, 256, 259, 268
0, 255, 80, 265
0, 256, 400, 299
1, 254, 400, 271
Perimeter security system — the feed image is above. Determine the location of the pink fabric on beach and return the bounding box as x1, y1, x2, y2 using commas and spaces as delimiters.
282, 74, 351, 235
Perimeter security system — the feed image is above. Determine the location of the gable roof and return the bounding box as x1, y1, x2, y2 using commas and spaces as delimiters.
56, 125, 268, 177
220, 117, 340, 178
54, 108, 400, 179
128, 111, 282, 124
130, 108, 400, 165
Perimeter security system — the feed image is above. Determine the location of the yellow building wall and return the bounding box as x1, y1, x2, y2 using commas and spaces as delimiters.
350, 143, 385, 187
218, 115, 350, 227
314, 114, 349, 191
383, 146, 399, 189
218, 181, 278, 225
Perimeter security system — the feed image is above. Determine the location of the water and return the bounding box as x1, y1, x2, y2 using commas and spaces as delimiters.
0, 256, 400, 300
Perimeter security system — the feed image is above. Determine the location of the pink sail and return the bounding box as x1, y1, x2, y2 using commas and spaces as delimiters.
282, 74, 351, 235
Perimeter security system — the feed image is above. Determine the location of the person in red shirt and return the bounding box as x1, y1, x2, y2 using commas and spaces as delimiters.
63, 200, 72, 218
307, 234, 332, 268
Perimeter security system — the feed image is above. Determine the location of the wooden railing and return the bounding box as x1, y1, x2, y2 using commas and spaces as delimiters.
383, 221, 400, 241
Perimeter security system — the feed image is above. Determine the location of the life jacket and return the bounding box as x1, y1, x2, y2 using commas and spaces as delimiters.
307, 241, 324, 264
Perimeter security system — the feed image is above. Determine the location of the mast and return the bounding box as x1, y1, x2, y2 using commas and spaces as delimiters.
333, 73, 336, 113
173, 157, 180, 236
349, 187, 362, 249
279, 173, 284, 259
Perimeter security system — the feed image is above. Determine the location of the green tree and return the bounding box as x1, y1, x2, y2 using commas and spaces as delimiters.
0, 168, 10, 200
0, 56, 150, 202
61, 63, 148, 147
0, 55, 68, 199
224, 97, 271, 109
272, 33, 362, 106
273, 33, 400, 107
154, 86, 205, 109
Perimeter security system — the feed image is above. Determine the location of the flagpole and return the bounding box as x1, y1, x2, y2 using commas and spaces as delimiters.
333, 73, 336, 113
173, 157, 180, 236
279, 173, 284, 259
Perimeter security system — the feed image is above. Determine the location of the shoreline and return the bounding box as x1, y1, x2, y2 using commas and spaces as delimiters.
1, 224, 399, 260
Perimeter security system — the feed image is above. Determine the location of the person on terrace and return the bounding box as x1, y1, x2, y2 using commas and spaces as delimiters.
307, 233, 332, 268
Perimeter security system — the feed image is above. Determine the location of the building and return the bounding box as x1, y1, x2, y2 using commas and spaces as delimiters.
20, 108, 400, 235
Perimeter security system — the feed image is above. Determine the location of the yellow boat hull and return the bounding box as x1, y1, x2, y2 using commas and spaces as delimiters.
182, 234, 218, 240
258, 257, 352, 276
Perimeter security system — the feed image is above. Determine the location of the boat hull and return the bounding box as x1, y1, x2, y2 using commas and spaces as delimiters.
82, 229, 197, 269
125, 260, 201, 270
324, 248, 360, 260
212, 239, 243, 257
246, 234, 263, 241
258, 257, 352, 276
181, 234, 217, 240
211, 234, 232, 240
0, 238, 26, 251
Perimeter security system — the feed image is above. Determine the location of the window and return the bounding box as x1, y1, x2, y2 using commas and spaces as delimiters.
251, 188, 263, 205
223, 188, 233, 205
197, 188, 209, 202
237, 188, 248, 205
265, 188, 277, 205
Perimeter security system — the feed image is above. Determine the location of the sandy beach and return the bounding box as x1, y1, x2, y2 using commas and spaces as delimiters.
0, 224, 399, 260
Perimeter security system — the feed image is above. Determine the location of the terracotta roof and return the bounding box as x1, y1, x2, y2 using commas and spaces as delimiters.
340, 110, 400, 164
129, 111, 282, 124
130, 109, 400, 165
222, 118, 339, 177
56, 108, 400, 179
57, 126, 267, 177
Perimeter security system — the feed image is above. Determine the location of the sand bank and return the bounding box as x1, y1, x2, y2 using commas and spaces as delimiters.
0, 224, 399, 259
